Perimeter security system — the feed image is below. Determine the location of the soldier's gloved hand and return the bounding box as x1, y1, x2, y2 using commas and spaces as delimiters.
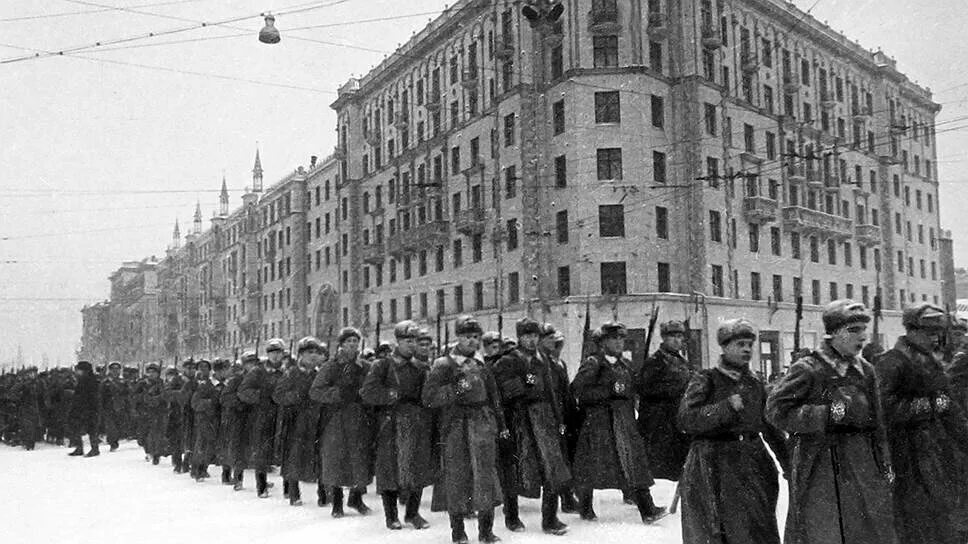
612, 381, 627, 395
457, 378, 473, 394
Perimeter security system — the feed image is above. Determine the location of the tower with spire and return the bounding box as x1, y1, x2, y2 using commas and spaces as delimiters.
193, 202, 202, 234
219, 175, 229, 216
252, 147, 263, 193
172, 219, 181, 249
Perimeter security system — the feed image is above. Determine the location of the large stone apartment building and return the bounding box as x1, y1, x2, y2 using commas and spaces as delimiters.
82, 0, 955, 376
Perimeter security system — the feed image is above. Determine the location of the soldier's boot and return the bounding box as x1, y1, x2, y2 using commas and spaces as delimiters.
84, 445, 100, 457
634, 488, 667, 524
622, 489, 635, 505
283, 479, 290, 499
478, 508, 501, 542
559, 488, 578, 514
404, 488, 429, 529
68, 447, 84, 456
577, 489, 597, 521
233, 469, 244, 491
331, 487, 345, 518
449, 513, 469, 544
348, 487, 371, 515
151, 455, 160, 465
221, 466, 233, 485
503, 494, 524, 532
382, 491, 402, 529
398, 489, 408, 506
288, 480, 302, 506
316, 481, 329, 506
172, 452, 182, 473
256, 471, 269, 498
541, 487, 568, 535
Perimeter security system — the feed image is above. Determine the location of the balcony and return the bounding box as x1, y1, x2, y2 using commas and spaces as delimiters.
462, 160, 484, 177
806, 168, 824, 189
461, 68, 479, 88
494, 39, 515, 59
367, 203, 385, 217
701, 25, 722, 49
853, 107, 872, 121
393, 112, 409, 131
364, 130, 381, 148
820, 91, 837, 109
425, 93, 441, 111
787, 164, 806, 183
782, 206, 854, 240
647, 12, 669, 39
588, 7, 621, 34
361, 242, 385, 265
855, 224, 882, 247
783, 76, 802, 94
333, 146, 346, 160
387, 221, 450, 257
455, 208, 486, 236
742, 196, 778, 224
741, 52, 758, 73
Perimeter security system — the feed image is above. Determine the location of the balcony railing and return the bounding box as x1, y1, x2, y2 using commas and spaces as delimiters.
701, 24, 722, 49
387, 221, 450, 257
361, 241, 385, 265
494, 38, 515, 59
588, 7, 621, 33
820, 91, 837, 109
461, 68, 479, 88
455, 208, 486, 236
782, 206, 853, 239
741, 52, 758, 73
783, 75, 802, 94
647, 12, 669, 39
742, 196, 778, 224
855, 224, 882, 247
393, 112, 409, 130
425, 93, 441, 111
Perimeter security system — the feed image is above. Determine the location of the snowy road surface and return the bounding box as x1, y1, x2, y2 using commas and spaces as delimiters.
4, 441, 788, 544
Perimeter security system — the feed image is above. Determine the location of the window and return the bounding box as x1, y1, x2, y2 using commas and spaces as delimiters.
744, 124, 755, 153
504, 113, 516, 146
552, 100, 565, 134
827, 239, 837, 265
601, 262, 628, 295
454, 285, 464, 312
653, 151, 666, 184
704, 103, 717, 135
829, 282, 839, 301
453, 239, 463, 268
504, 165, 517, 199
599, 205, 625, 237
766, 132, 776, 160
709, 210, 722, 242
556, 210, 569, 243
748, 223, 759, 253
550, 44, 563, 79
508, 272, 520, 304
451, 146, 461, 175
771, 227, 781, 256
474, 281, 484, 311
596, 148, 623, 180
791, 232, 801, 259
764, 85, 774, 113
810, 236, 819, 263
655, 206, 668, 239
711, 264, 724, 297
773, 275, 784, 302
557, 266, 571, 296
435, 245, 444, 272
654, 262, 670, 292
506, 219, 519, 250
436, 289, 445, 315
651, 95, 664, 128
593, 36, 618, 68
594, 91, 620, 123
472, 234, 483, 262
812, 279, 821, 305
554, 155, 567, 187
750, 272, 762, 301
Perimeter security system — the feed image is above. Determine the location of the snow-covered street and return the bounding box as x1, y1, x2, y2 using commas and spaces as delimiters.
2, 441, 791, 544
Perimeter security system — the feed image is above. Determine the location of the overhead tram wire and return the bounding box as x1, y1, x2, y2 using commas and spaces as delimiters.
0, 0, 204, 23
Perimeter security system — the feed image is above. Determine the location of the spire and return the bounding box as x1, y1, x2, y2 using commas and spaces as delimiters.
219, 174, 229, 216
193, 202, 202, 234
252, 146, 263, 193
172, 219, 181, 249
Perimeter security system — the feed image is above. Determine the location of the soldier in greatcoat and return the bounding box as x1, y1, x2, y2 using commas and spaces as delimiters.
361, 320, 435, 530
162, 361, 189, 472
571, 322, 666, 523
238, 340, 282, 498
68, 361, 101, 457
12, 367, 41, 450
189, 360, 220, 482
273, 337, 324, 506
876, 303, 968, 544
767, 300, 897, 544
678, 319, 788, 544
946, 317, 968, 411
636, 320, 695, 482
492, 318, 571, 535
142, 364, 168, 465
178, 359, 198, 476
423, 316, 506, 544
310, 327, 375, 517
99, 362, 128, 452
220, 358, 250, 487
539, 325, 580, 514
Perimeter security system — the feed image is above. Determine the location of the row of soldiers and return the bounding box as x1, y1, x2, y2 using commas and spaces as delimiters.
7, 300, 968, 544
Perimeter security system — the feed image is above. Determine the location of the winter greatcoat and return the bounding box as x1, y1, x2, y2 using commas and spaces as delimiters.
570, 353, 654, 491
272, 368, 320, 483
219, 374, 249, 469
70, 372, 100, 438
178, 376, 197, 455
876, 336, 968, 544
544, 353, 580, 463
492, 347, 571, 497
360, 350, 435, 493
13, 377, 41, 447
190, 378, 223, 466
947, 351, 968, 412
99, 376, 128, 447
310, 353, 374, 488
636, 346, 694, 481
766, 342, 897, 544
142, 377, 169, 457
237, 365, 279, 472
677, 362, 788, 544
423, 352, 505, 515
162, 375, 186, 455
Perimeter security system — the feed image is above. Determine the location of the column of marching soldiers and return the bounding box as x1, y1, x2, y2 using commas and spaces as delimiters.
4, 300, 968, 544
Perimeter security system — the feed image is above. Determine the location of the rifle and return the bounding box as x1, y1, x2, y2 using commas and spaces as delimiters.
793, 295, 804, 353
643, 305, 660, 360
580, 295, 592, 361
872, 295, 882, 349
435, 314, 441, 359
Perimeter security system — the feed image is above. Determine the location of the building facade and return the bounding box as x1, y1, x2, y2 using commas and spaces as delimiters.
82, 0, 952, 374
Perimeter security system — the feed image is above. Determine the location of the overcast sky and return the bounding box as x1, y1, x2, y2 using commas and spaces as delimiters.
2, 0, 967, 366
